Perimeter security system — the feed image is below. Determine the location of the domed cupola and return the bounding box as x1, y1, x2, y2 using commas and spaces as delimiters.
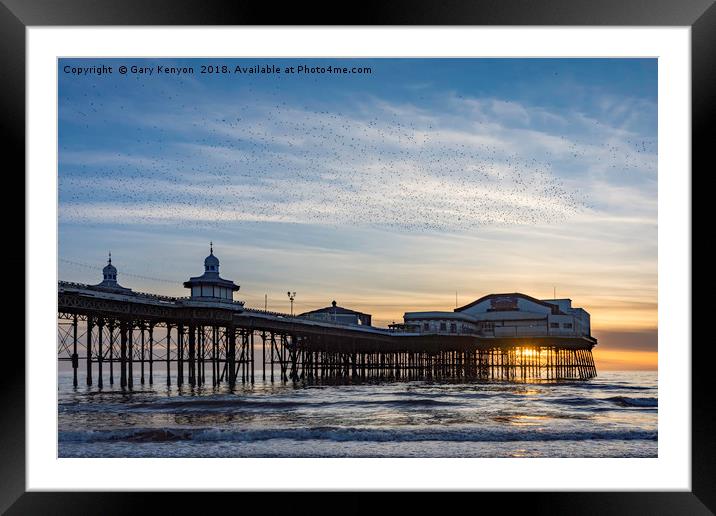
203, 242, 220, 273
183, 243, 240, 303
94, 252, 132, 292
103, 253, 118, 281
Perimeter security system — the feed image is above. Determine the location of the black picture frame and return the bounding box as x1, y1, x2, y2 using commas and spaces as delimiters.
4, 0, 710, 513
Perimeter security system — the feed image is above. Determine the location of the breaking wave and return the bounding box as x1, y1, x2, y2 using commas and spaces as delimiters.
59, 426, 657, 444
604, 396, 658, 408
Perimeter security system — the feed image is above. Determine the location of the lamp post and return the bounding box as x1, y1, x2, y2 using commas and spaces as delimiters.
287, 291, 296, 316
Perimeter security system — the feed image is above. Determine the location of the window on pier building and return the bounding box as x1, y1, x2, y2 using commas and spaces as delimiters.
440, 322, 447, 331
550, 322, 559, 328
562, 323, 573, 329
450, 323, 457, 333
423, 322, 430, 331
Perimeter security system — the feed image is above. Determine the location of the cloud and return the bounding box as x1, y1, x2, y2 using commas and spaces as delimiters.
59, 91, 658, 235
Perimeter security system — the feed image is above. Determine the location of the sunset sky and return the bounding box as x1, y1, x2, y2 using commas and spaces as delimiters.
58, 58, 657, 370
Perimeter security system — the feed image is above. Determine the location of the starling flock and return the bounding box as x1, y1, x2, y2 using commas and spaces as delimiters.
59, 78, 656, 234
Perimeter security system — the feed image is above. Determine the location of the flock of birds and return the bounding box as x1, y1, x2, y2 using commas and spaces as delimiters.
59, 76, 656, 233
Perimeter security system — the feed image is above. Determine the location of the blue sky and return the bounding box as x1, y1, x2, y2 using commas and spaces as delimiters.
58, 58, 657, 365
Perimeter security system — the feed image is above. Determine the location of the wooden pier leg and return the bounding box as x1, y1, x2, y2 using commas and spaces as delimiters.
198, 326, 203, 385
72, 314, 78, 387
270, 333, 275, 382
250, 331, 255, 384
537, 347, 541, 380
128, 322, 134, 389
196, 326, 201, 386
188, 324, 196, 387
244, 332, 249, 383
108, 321, 114, 385
120, 321, 127, 388
86, 316, 93, 386
97, 319, 104, 389
140, 322, 145, 385
556, 348, 560, 379
281, 335, 287, 382
148, 324, 154, 385
228, 326, 236, 387
580, 350, 588, 379
177, 324, 184, 386
262, 332, 266, 381
202, 326, 207, 385
212, 326, 217, 387
166, 325, 172, 388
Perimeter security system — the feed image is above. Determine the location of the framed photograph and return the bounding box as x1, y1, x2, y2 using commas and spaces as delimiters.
6, 0, 711, 512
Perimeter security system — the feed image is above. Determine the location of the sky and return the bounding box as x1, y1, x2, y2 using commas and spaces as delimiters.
58, 58, 658, 370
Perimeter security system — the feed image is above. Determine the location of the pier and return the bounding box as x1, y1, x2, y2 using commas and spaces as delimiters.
57, 281, 597, 388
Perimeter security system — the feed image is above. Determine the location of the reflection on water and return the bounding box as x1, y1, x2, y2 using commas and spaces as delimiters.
58, 370, 657, 458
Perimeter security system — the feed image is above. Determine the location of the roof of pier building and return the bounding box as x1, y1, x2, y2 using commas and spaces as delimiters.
402, 293, 594, 326
93, 253, 132, 293
455, 293, 568, 316
299, 300, 372, 325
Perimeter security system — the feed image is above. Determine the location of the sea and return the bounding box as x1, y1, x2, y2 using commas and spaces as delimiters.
58, 369, 657, 458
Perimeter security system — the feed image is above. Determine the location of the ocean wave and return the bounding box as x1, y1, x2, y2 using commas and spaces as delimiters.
58, 396, 462, 413
604, 396, 658, 408
542, 395, 657, 409
58, 426, 658, 444
559, 382, 654, 392
543, 397, 600, 407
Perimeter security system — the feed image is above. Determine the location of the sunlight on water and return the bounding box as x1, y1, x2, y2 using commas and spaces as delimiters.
58, 370, 657, 458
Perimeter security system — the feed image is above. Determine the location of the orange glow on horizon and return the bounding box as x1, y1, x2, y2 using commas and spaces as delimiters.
593, 349, 657, 371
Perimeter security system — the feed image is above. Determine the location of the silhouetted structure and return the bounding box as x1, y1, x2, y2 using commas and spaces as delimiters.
57, 251, 597, 389
299, 300, 372, 326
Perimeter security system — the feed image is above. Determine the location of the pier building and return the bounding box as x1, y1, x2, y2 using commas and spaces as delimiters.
183, 243, 241, 304
402, 293, 591, 338
93, 253, 132, 293
298, 301, 372, 326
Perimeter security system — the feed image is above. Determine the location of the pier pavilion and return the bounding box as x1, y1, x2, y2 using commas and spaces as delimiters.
183, 243, 241, 303
298, 300, 372, 326
402, 293, 591, 339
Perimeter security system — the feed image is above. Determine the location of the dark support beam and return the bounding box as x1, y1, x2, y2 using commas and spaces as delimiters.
177, 324, 184, 386
72, 314, 78, 388
97, 319, 103, 389
108, 321, 114, 385
128, 322, 134, 389
148, 324, 154, 385
140, 322, 145, 385
166, 324, 172, 387
262, 331, 266, 381
86, 316, 93, 386
120, 321, 127, 388
228, 326, 236, 387
250, 331, 255, 384
188, 323, 196, 387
